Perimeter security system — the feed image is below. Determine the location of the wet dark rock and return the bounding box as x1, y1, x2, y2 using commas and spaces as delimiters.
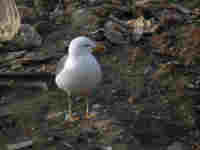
71, 8, 101, 32
88, 0, 104, 5
104, 21, 127, 45
92, 104, 102, 110
112, 143, 144, 150
167, 142, 190, 150
134, 114, 188, 145
33, 21, 58, 37
43, 28, 70, 52
0, 116, 19, 138
22, 51, 54, 63
13, 24, 42, 48
6, 51, 27, 60
112, 105, 136, 121
49, 4, 64, 21
80, 127, 98, 140
160, 9, 185, 26
33, 0, 60, 17
88, 144, 112, 150
0, 96, 9, 105
6, 138, 33, 150
32, 104, 49, 122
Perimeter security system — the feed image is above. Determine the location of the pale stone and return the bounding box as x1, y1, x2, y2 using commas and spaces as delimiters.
0, 0, 21, 41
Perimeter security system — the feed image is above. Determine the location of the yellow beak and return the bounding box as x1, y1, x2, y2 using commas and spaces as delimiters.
91, 42, 106, 53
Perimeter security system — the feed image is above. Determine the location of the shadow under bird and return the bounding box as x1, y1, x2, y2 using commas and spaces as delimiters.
55, 36, 102, 121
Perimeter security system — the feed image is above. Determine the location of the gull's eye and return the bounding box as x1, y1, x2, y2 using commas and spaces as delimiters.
83, 44, 91, 48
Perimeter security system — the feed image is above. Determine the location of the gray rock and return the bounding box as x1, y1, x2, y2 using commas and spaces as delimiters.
104, 21, 128, 44
92, 104, 102, 109
43, 27, 73, 52
13, 24, 42, 48
71, 8, 100, 32
88, 0, 103, 5
167, 142, 189, 150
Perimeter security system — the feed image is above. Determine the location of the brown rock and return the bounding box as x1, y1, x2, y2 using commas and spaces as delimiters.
18, 6, 36, 21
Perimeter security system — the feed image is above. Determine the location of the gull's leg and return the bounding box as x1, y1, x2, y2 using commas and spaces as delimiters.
64, 92, 80, 122
84, 96, 96, 120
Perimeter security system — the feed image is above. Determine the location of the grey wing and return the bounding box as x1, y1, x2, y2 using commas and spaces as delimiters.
55, 54, 68, 75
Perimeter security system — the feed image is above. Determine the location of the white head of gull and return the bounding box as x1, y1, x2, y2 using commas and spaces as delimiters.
55, 36, 102, 121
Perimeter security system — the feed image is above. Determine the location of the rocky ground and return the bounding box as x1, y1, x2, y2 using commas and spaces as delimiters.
0, 0, 200, 150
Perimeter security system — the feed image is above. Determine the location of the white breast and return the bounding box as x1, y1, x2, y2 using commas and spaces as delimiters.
55, 54, 102, 94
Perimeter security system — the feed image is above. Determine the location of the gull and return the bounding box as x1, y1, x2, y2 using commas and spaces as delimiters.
55, 36, 102, 121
